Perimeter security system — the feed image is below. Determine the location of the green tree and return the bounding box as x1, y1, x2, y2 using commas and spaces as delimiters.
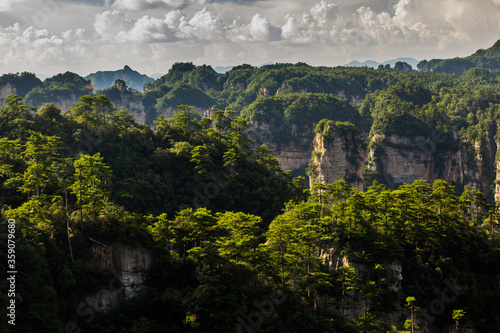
171, 104, 199, 132
17, 131, 63, 197
216, 211, 262, 264
405, 296, 419, 333
337, 266, 358, 315
149, 213, 176, 256
70, 153, 112, 234
190, 145, 213, 176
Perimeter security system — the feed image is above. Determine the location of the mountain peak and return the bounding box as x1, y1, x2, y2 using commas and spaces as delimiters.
123, 65, 132, 71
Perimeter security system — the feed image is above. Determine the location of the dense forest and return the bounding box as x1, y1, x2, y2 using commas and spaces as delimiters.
1, 40, 500, 333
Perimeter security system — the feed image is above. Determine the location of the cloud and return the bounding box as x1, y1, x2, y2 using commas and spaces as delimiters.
281, 0, 340, 43
112, 0, 207, 10
228, 13, 281, 42
1, 0, 500, 77
93, 8, 225, 42
0, 0, 27, 12
94, 10, 134, 40
178, 7, 224, 40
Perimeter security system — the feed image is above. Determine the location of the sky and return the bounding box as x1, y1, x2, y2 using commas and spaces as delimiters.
0, 0, 499, 78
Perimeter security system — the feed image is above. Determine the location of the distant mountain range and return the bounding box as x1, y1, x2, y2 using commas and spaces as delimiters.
344, 57, 419, 69
85, 65, 153, 91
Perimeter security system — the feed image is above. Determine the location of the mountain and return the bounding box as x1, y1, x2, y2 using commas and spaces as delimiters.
418, 39, 500, 74
85, 65, 153, 91
344, 60, 380, 68
345, 57, 419, 69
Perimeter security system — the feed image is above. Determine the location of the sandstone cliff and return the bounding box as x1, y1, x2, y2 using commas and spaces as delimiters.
309, 121, 366, 190
310, 121, 500, 202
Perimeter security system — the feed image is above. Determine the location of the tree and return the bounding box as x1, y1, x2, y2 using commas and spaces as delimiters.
149, 213, 176, 256
452, 309, 466, 333
17, 131, 63, 197
405, 296, 419, 333
71, 95, 96, 125
171, 104, 199, 132
190, 146, 213, 176
337, 266, 358, 314
92, 94, 116, 124
70, 153, 112, 235
216, 211, 262, 264
0, 138, 21, 180
0, 94, 34, 138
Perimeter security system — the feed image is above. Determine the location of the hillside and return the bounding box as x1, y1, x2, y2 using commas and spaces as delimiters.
0, 88, 499, 332
418, 38, 500, 74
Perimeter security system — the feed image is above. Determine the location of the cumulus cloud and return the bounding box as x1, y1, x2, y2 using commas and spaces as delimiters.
94, 10, 134, 40
281, 0, 339, 43
228, 14, 281, 42
93, 8, 225, 42
178, 7, 224, 40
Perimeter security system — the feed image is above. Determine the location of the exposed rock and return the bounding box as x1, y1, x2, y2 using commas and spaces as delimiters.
309, 121, 365, 190
0, 82, 16, 97
260, 86, 275, 97
273, 147, 312, 172
311, 124, 500, 202
394, 61, 413, 72
84, 242, 152, 313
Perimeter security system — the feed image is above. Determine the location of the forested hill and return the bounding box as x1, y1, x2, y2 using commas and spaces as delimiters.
0, 92, 499, 332
418, 38, 500, 74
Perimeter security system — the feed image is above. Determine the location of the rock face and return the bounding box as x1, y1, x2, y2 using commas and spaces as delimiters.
0, 82, 16, 97
309, 122, 365, 190
110, 92, 148, 124
84, 242, 152, 313
28, 94, 82, 113
311, 123, 500, 201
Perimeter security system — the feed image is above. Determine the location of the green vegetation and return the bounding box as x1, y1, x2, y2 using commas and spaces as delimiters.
0, 91, 498, 332
2, 41, 500, 331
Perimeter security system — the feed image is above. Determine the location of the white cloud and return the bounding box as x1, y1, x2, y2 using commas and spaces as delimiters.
281, 1, 340, 43
228, 14, 281, 42
178, 7, 224, 40
92, 8, 224, 43
0, 0, 27, 12
94, 10, 134, 40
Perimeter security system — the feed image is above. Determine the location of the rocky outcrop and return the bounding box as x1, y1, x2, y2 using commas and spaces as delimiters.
110, 92, 148, 124
0, 82, 16, 97
394, 61, 413, 72
312, 124, 500, 201
84, 242, 152, 313
249, 119, 317, 174
309, 121, 366, 190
